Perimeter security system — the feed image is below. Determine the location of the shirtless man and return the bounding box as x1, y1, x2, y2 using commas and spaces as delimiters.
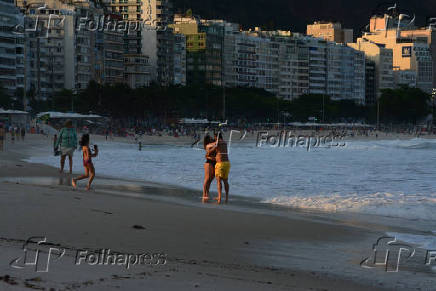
212, 132, 230, 204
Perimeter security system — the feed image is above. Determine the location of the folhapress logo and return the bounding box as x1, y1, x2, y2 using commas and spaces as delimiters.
10, 237, 66, 273
9, 237, 167, 272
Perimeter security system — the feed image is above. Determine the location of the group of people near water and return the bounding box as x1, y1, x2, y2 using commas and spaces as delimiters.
53, 120, 231, 204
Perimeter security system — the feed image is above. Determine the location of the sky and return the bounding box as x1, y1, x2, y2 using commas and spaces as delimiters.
173, 0, 436, 34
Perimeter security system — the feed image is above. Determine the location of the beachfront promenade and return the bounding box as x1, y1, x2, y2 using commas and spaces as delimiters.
0, 134, 433, 290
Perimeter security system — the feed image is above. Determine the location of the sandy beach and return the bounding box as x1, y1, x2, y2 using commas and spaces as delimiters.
0, 134, 434, 290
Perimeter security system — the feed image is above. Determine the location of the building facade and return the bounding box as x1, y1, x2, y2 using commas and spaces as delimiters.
363, 13, 433, 93
307, 21, 353, 44
173, 33, 186, 85
141, 0, 174, 85
0, 0, 24, 97
348, 38, 394, 98
106, 0, 153, 87
224, 28, 365, 103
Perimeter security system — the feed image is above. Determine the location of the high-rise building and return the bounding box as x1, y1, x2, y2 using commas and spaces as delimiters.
18, 0, 105, 99
307, 21, 353, 44
0, 0, 24, 97
106, 0, 154, 87
363, 13, 433, 93
365, 59, 377, 105
170, 15, 205, 85
141, 0, 174, 85
124, 54, 151, 88
225, 27, 365, 103
348, 38, 394, 97
393, 69, 416, 88
95, 14, 126, 85
171, 15, 228, 86
173, 33, 186, 86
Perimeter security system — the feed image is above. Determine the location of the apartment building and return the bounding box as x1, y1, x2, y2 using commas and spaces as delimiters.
173, 33, 186, 86
17, 0, 106, 99
124, 54, 150, 88
171, 16, 229, 86
307, 21, 353, 44
106, 0, 154, 87
363, 13, 433, 93
0, 0, 24, 97
225, 30, 277, 92
348, 38, 394, 97
365, 59, 376, 105
94, 14, 125, 85
141, 0, 174, 85
225, 28, 365, 103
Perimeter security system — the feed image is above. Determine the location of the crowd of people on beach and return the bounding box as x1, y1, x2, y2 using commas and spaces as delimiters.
3, 117, 435, 205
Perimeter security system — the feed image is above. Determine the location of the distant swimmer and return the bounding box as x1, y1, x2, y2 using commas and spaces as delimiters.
72, 134, 98, 191
211, 132, 230, 204
202, 135, 216, 202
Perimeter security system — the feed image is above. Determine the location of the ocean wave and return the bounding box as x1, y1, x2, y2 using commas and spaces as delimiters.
262, 192, 436, 220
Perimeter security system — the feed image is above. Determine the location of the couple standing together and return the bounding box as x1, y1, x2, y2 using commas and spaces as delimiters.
203, 133, 231, 204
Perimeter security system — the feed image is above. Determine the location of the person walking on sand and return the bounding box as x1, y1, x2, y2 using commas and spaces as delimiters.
10, 126, 15, 143
55, 120, 77, 174
202, 135, 217, 202
20, 127, 25, 141
210, 132, 230, 204
72, 134, 98, 191
0, 124, 4, 151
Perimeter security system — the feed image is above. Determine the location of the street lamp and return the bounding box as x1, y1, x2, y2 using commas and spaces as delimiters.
377, 95, 380, 131
432, 88, 436, 129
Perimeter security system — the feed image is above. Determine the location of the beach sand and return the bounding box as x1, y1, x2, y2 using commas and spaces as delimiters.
0, 134, 431, 290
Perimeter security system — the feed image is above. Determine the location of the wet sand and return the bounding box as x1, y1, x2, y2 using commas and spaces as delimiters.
0, 134, 431, 290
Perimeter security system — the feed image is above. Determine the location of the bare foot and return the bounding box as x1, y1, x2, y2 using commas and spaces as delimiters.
214, 197, 221, 204
85, 185, 91, 191
71, 179, 77, 189
202, 196, 209, 203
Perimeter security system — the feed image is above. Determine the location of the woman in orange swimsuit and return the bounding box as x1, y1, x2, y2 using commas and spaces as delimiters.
72, 134, 98, 190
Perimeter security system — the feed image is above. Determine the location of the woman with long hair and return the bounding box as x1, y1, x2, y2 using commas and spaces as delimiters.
72, 134, 98, 190
202, 135, 216, 202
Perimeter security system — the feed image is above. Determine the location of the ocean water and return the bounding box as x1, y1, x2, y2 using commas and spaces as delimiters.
26, 138, 436, 221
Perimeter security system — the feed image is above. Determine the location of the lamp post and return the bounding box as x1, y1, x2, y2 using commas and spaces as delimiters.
432, 88, 436, 130
377, 96, 380, 131
322, 94, 325, 123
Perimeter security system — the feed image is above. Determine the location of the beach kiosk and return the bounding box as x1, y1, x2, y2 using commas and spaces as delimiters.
0, 108, 30, 127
